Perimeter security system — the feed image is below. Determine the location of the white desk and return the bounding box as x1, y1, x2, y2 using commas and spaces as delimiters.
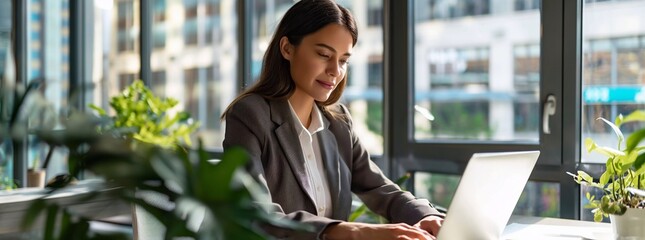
504, 215, 612, 240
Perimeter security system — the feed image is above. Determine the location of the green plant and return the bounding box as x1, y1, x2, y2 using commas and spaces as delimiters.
568, 110, 645, 222
428, 102, 492, 139
16, 79, 310, 239
90, 80, 199, 149
23, 130, 310, 239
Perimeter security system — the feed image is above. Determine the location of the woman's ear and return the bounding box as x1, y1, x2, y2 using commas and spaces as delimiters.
279, 36, 293, 61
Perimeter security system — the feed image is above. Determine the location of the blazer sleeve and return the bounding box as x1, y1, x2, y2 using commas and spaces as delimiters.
223, 97, 341, 240
337, 105, 445, 225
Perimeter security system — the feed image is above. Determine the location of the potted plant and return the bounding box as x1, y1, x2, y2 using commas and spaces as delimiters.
568, 110, 645, 238
26, 157, 45, 188
89, 80, 199, 150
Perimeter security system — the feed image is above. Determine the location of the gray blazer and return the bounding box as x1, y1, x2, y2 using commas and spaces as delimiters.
223, 94, 443, 239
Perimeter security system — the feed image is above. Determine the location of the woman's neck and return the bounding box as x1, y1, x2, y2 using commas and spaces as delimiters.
288, 91, 314, 128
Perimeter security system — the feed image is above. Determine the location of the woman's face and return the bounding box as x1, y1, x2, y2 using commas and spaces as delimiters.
280, 24, 353, 102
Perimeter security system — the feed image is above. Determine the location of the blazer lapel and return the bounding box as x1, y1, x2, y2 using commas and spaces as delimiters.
269, 99, 316, 206
317, 127, 343, 219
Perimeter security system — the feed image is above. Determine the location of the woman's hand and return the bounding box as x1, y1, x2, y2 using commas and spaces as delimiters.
322, 222, 435, 240
413, 215, 444, 237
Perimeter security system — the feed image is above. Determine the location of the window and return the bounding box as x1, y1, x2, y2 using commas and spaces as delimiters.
184, 68, 200, 118
205, 0, 220, 44
9, 0, 631, 221
427, 47, 489, 90
88, 0, 141, 120
251, 0, 292, 82
146, 0, 236, 149
117, 0, 135, 52
340, 1, 385, 155
118, 73, 136, 90
581, 0, 645, 221
514, 44, 540, 93
514, 0, 540, 11
183, 20, 198, 46
411, 0, 557, 218
183, 0, 198, 46
368, 60, 383, 88
24, 0, 72, 178
367, 0, 383, 26
416, 47, 493, 140
416, 0, 491, 21
152, 0, 166, 49
151, 70, 166, 97
513, 44, 540, 139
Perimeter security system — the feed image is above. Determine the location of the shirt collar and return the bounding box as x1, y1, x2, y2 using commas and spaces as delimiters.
288, 101, 326, 135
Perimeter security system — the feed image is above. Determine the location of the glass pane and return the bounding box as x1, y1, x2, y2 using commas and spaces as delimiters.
89, 0, 237, 150
26, 0, 71, 178
174, 0, 236, 149
0, 0, 12, 187
581, 0, 645, 164
88, 0, 140, 114
414, 172, 560, 217
339, 0, 384, 155
414, 0, 541, 141
251, 0, 385, 155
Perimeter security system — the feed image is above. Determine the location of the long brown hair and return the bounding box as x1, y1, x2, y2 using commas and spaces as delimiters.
221, 0, 358, 120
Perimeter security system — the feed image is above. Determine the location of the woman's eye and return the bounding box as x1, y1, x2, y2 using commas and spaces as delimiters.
318, 53, 330, 58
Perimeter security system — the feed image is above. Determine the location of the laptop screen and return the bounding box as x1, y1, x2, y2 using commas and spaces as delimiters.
436, 151, 540, 240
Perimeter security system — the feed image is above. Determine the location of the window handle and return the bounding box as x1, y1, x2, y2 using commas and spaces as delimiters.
542, 95, 557, 134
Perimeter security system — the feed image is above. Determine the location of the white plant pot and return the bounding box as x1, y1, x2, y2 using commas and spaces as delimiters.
610, 208, 645, 239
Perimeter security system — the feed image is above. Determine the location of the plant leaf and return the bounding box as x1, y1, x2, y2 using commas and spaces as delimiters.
634, 153, 645, 174
349, 205, 368, 222
206, 147, 248, 201
44, 205, 58, 240
620, 110, 645, 125
578, 171, 594, 184
598, 117, 624, 148
599, 171, 611, 186
620, 151, 639, 171
585, 138, 596, 153
89, 104, 107, 116
593, 146, 625, 158
21, 198, 47, 230
626, 128, 645, 153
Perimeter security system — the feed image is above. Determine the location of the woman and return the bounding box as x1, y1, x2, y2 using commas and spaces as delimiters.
222, 0, 444, 239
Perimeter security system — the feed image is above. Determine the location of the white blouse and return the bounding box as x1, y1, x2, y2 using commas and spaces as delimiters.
287, 102, 333, 218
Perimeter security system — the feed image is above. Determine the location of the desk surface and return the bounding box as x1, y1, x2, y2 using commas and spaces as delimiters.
0, 180, 130, 235
504, 215, 612, 240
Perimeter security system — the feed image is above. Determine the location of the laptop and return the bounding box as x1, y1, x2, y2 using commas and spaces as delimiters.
436, 150, 540, 240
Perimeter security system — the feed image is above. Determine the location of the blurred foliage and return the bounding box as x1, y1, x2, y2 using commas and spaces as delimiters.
366, 101, 383, 136
0, 79, 311, 239
89, 80, 199, 150
0, 80, 50, 189
23, 128, 310, 239
429, 102, 492, 139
